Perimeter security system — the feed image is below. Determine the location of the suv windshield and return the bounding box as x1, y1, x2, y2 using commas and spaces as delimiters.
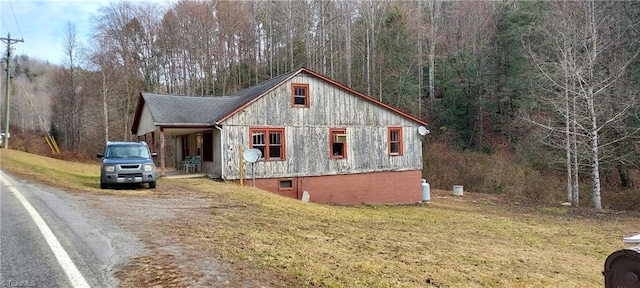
106, 145, 151, 159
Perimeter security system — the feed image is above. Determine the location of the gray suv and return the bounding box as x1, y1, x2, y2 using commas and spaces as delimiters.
97, 141, 157, 189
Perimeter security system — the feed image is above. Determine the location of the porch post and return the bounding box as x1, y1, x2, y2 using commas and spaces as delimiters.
150, 131, 156, 153
173, 136, 178, 172
160, 128, 166, 177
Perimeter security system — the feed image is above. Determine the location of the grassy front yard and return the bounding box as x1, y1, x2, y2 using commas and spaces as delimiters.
1, 149, 635, 287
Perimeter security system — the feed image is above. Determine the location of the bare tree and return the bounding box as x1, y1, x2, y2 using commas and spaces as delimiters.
527, 0, 640, 209
343, 1, 353, 87
51, 22, 85, 152
88, 35, 121, 144
428, 0, 440, 114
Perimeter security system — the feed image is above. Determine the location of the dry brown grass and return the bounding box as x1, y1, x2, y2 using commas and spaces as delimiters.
2, 148, 636, 287
1, 149, 99, 188
173, 180, 635, 287
0, 148, 154, 196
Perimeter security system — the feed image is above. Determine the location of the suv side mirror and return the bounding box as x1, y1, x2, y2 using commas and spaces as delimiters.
97, 153, 105, 158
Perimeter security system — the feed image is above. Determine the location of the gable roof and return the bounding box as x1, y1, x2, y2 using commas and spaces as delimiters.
131, 67, 426, 134
291, 68, 428, 127
131, 70, 297, 134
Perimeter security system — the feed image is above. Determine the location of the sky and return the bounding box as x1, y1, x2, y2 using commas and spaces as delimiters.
0, 0, 174, 66
0, 0, 108, 65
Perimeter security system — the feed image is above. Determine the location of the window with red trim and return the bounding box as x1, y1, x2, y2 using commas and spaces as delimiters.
291, 83, 309, 107
388, 127, 403, 156
250, 128, 285, 160
330, 128, 347, 159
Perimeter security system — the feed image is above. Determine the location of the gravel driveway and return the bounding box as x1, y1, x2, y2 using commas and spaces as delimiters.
85, 180, 265, 287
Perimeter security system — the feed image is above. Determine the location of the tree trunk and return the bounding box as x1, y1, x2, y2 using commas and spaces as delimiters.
588, 91, 602, 210
428, 0, 439, 113
587, 1, 602, 210
288, 0, 294, 71
102, 70, 109, 143
571, 76, 579, 206
366, 0, 372, 96
345, 1, 352, 87
564, 46, 572, 203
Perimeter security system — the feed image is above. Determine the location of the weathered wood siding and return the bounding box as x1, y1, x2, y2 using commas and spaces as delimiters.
136, 105, 156, 136
222, 73, 424, 179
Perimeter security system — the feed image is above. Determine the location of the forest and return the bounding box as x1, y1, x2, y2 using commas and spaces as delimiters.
2, 0, 640, 210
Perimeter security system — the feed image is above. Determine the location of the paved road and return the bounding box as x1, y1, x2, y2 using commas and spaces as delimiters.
0, 171, 144, 287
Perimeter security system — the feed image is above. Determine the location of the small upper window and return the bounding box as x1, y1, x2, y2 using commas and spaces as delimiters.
330, 128, 347, 159
292, 83, 309, 107
388, 127, 403, 156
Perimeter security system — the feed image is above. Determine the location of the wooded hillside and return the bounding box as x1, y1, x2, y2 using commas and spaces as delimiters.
2, 0, 639, 209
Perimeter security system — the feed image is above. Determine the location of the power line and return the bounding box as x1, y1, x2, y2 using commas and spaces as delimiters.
12, 70, 49, 135
12, 73, 60, 154
1, 17, 10, 33
8, 0, 23, 39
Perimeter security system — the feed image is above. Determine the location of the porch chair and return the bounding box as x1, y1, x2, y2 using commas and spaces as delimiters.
179, 156, 191, 172
185, 155, 201, 173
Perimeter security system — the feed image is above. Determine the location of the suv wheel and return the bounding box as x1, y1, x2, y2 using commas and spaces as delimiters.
149, 181, 156, 189
100, 182, 108, 189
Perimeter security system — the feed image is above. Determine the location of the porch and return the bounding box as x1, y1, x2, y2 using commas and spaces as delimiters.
136, 126, 222, 179
162, 169, 210, 179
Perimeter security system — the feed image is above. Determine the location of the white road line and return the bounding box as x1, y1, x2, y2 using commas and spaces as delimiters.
0, 173, 90, 288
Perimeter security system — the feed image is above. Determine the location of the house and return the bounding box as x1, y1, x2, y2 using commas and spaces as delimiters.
131, 67, 428, 204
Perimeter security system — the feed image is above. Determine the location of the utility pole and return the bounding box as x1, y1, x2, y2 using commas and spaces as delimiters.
1, 33, 24, 149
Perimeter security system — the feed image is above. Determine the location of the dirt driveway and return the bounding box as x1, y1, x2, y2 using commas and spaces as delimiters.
86, 179, 288, 287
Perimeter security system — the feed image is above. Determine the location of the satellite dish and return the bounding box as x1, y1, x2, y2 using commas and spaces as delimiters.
243, 148, 262, 187
418, 126, 430, 136
243, 148, 262, 163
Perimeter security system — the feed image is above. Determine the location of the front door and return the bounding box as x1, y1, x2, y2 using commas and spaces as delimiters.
181, 136, 189, 159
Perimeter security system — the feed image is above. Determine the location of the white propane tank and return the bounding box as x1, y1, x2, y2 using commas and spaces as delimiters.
421, 179, 430, 202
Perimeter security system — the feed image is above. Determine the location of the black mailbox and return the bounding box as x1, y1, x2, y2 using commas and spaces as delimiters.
604, 245, 640, 288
